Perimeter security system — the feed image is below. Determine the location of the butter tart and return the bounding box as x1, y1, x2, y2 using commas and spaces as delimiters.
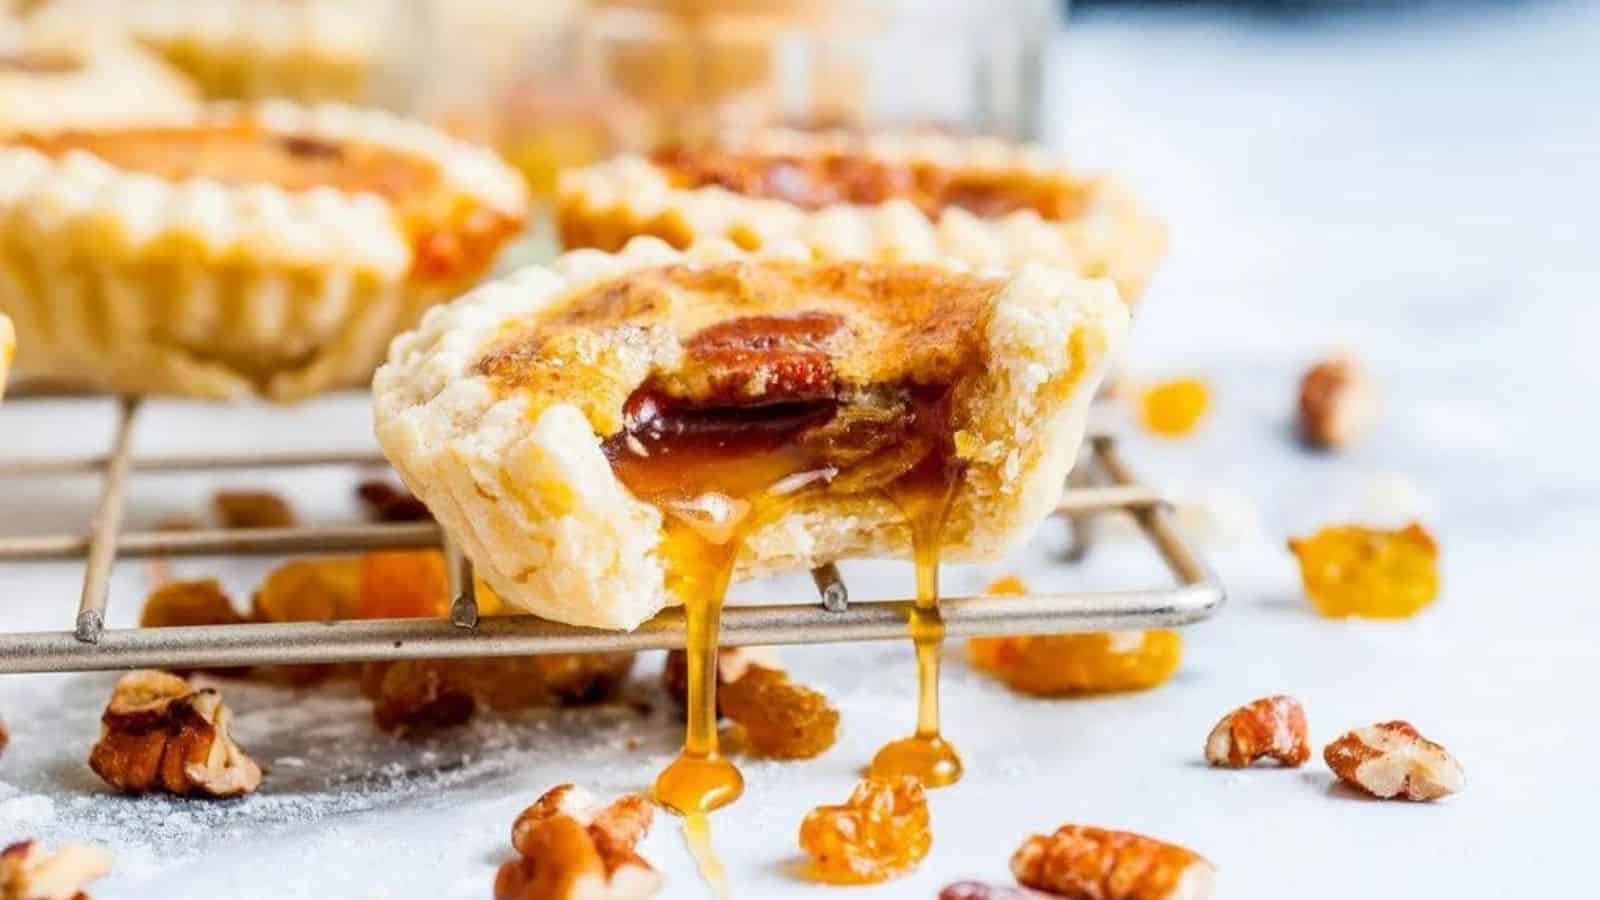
0, 25, 196, 133
557, 130, 1168, 306
36, 0, 386, 102
0, 102, 528, 400
373, 236, 1127, 629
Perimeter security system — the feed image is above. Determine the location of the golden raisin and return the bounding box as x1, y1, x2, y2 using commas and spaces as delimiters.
357, 550, 450, 619
985, 574, 1029, 596
1138, 377, 1210, 438
355, 479, 432, 522
212, 490, 297, 528
720, 665, 838, 760
253, 558, 362, 623
251, 558, 362, 684
970, 630, 1183, 696
969, 576, 1184, 696
368, 661, 477, 734
1288, 522, 1439, 619
140, 579, 243, 629
799, 776, 931, 884
362, 654, 635, 733
139, 579, 248, 677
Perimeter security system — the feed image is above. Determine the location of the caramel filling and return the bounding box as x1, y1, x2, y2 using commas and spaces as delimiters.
652, 145, 1089, 222
12, 125, 522, 282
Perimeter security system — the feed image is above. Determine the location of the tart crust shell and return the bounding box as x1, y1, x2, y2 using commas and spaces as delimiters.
556, 131, 1168, 305
0, 101, 527, 400
373, 236, 1128, 630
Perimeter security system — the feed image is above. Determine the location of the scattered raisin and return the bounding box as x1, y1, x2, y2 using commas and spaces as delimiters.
1288, 522, 1439, 618
798, 777, 931, 884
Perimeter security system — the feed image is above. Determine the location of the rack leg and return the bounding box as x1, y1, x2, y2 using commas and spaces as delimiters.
75, 397, 140, 644
812, 564, 848, 612
445, 538, 479, 629
1061, 461, 1100, 564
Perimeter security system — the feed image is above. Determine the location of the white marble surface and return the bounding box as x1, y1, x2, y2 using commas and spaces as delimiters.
1, 2, 1597, 896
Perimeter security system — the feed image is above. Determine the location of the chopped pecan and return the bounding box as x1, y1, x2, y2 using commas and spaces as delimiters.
1011, 825, 1214, 900
497, 784, 660, 900
1204, 695, 1310, 768
1298, 355, 1376, 450
1324, 721, 1463, 801
87, 671, 261, 798
211, 490, 297, 529
0, 841, 111, 900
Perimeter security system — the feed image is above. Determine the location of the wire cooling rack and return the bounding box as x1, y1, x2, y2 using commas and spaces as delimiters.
0, 392, 1224, 674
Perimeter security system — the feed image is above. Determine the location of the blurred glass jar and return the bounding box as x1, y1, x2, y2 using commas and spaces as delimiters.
480, 0, 1063, 198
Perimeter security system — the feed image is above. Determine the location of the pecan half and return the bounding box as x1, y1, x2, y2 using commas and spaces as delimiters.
1204, 695, 1310, 768
1011, 825, 1214, 900
87, 671, 261, 798
0, 840, 112, 900
1324, 721, 1463, 801
1297, 355, 1376, 450
497, 784, 660, 900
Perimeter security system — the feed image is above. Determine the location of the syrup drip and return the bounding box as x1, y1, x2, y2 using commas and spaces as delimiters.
683, 812, 732, 900
867, 472, 964, 788
651, 505, 750, 816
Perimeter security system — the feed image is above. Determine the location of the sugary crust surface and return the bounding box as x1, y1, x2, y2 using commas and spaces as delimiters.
0, 101, 527, 399
0, 26, 197, 133
557, 130, 1168, 305
374, 236, 1127, 630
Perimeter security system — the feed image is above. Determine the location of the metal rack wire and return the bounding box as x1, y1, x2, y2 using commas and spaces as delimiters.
0, 393, 1224, 675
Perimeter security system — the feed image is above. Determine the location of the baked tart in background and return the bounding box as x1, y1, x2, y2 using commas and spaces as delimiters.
0, 312, 13, 400
557, 129, 1167, 306
0, 102, 527, 400
31, 0, 388, 102
0, 22, 196, 133
372, 236, 1127, 629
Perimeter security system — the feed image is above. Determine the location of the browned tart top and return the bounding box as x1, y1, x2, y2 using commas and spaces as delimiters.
650, 145, 1089, 221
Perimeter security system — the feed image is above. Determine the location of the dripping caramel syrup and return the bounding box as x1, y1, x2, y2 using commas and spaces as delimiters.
866, 466, 965, 788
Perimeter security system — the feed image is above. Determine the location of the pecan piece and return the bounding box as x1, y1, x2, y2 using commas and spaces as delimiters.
1011, 825, 1214, 900
940, 883, 1054, 900
497, 784, 660, 900
0, 841, 112, 900
1324, 721, 1463, 801
1297, 355, 1376, 450
87, 671, 261, 798
1204, 695, 1310, 768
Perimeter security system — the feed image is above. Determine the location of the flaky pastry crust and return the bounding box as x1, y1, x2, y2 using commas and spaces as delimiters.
557, 129, 1167, 306
0, 101, 527, 400
373, 237, 1126, 629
